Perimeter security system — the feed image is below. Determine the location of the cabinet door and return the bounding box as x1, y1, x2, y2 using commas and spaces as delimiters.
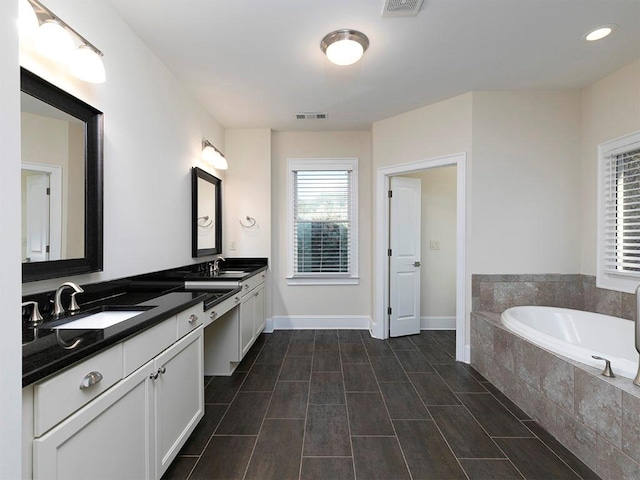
153, 327, 204, 479
33, 362, 155, 480
253, 284, 266, 337
240, 293, 255, 357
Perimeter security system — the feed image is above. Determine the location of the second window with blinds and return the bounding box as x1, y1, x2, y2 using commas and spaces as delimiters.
597, 131, 640, 293
287, 158, 359, 285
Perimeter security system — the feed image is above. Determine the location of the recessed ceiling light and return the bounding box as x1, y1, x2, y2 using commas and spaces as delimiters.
584, 24, 617, 42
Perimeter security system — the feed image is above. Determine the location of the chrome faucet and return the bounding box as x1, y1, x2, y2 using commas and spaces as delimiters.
53, 282, 84, 317
635, 284, 640, 386
212, 256, 226, 276
22, 301, 43, 327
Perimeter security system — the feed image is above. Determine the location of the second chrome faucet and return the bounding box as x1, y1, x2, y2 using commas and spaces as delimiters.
53, 281, 84, 317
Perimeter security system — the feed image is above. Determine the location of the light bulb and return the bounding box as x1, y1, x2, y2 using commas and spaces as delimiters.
202, 144, 217, 163
212, 153, 228, 170
325, 39, 364, 66
70, 45, 106, 83
19, 0, 39, 40
35, 20, 75, 63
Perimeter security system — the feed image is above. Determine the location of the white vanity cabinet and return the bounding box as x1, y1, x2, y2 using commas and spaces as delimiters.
153, 328, 203, 478
203, 270, 267, 375
24, 307, 205, 480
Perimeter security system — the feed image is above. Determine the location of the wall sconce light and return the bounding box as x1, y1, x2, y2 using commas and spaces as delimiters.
321, 29, 369, 66
19, 0, 106, 84
202, 140, 228, 170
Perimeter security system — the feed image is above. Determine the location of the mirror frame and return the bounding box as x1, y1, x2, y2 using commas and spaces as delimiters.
21, 68, 104, 283
191, 167, 222, 257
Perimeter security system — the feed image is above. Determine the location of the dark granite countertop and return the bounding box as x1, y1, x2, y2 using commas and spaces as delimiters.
22, 258, 268, 387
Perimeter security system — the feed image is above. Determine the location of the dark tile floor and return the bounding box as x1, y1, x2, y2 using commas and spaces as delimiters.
162, 330, 601, 480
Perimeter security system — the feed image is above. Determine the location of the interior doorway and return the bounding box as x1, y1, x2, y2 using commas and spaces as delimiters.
373, 153, 467, 362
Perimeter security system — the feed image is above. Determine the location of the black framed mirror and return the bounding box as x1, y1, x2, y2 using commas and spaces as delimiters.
191, 167, 222, 257
21, 68, 104, 282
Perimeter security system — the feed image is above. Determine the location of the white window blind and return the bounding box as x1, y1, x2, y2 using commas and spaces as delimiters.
293, 170, 352, 275
603, 148, 640, 275
287, 158, 358, 285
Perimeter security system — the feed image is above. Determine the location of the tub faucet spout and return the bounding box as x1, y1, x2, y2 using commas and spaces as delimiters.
634, 284, 640, 386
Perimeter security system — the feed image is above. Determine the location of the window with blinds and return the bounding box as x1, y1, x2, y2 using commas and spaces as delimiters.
598, 132, 640, 293
287, 158, 359, 285
602, 148, 640, 275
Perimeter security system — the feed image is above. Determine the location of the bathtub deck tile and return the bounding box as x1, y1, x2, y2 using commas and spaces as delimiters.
574, 368, 622, 449
540, 350, 575, 412
622, 392, 640, 464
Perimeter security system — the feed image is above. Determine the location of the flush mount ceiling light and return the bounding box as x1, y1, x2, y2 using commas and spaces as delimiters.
21, 0, 106, 83
584, 24, 617, 42
321, 29, 369, 66
202, 140, 228, 170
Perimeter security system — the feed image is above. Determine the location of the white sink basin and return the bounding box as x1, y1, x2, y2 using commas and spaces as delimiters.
54, 310, 145, 330
218, 270, 247, 275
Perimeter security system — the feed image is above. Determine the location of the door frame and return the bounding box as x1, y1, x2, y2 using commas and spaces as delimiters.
373, 152, 468, 362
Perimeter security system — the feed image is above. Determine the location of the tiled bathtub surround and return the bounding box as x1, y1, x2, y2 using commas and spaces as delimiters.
472, 274, 636, 320
471, 311, 640, 480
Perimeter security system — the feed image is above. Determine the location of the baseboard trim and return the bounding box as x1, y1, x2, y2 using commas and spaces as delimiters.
420, 316, 456, 330
266, 315, 371, 332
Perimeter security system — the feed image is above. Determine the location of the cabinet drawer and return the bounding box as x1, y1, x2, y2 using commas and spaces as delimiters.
34, 344, 124, 437
240, 271, 266, 296
176, 303, 204, 339
123, 318, 177, 377
204, 293, 241, 328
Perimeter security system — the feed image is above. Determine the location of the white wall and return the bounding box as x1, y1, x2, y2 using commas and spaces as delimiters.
224, 128, 271, 258
470, 91, 583, 275
406, 166, 457, 323
21, 0, 226, 295
1, 0, 22, 477
580, 59, 640, 276
271, 131, 372, 320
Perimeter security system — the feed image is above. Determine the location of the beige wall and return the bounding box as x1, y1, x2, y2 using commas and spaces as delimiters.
271, 131, 372, 317
471, 91, 583, 275
373, 93, 473, 169
406, 166, 457, 320
580, 59, 640, 276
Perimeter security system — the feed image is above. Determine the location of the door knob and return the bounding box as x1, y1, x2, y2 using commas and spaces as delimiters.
414, 261, 421, 267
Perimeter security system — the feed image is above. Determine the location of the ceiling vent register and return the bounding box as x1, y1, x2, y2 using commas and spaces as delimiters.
382, 0, 423, 17
295, 112, 327, 120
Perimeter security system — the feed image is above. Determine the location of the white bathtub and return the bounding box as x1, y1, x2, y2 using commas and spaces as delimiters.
501, 306, 639, 380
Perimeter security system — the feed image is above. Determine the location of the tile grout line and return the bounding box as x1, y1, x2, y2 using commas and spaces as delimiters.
240, 333, 290, 480
297, 330, 316, 480
404, 333, 471, 480
183, 337, 267, 480
338, 332, 358, 480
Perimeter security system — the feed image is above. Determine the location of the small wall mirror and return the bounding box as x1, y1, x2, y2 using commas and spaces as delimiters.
191, 167, 222, 257
21, 68, 103, 282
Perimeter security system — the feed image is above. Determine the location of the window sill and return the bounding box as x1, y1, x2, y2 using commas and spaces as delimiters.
287, 276, 359, 286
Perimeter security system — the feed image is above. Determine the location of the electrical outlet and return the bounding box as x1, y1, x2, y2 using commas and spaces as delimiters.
230, 240, 237, 250
429, 240, 440, 250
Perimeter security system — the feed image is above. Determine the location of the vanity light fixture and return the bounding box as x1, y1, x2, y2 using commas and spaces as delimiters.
321, 29, 369, 66
20, 0, 106, 84
202, 140, 228, 170
584, 24, 617, 42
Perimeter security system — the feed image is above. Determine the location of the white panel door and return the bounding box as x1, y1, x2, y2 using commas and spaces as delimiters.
25, 173, 50, 262
389, 176, 422, 337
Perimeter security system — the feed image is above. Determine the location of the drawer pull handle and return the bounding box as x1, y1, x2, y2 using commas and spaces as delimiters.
80, 371, 103, 390
244, 284, 249, 290
158, 366, 166, 375
188, 314, 198, 323
210, 311, 218, 319
150, 371, 159, 380
254, 292, 259, 297
235, 297, 240, 303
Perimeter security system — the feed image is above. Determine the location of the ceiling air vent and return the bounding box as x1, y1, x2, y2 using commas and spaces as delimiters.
382, 0, 423, 17
295, 112, 327, 120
